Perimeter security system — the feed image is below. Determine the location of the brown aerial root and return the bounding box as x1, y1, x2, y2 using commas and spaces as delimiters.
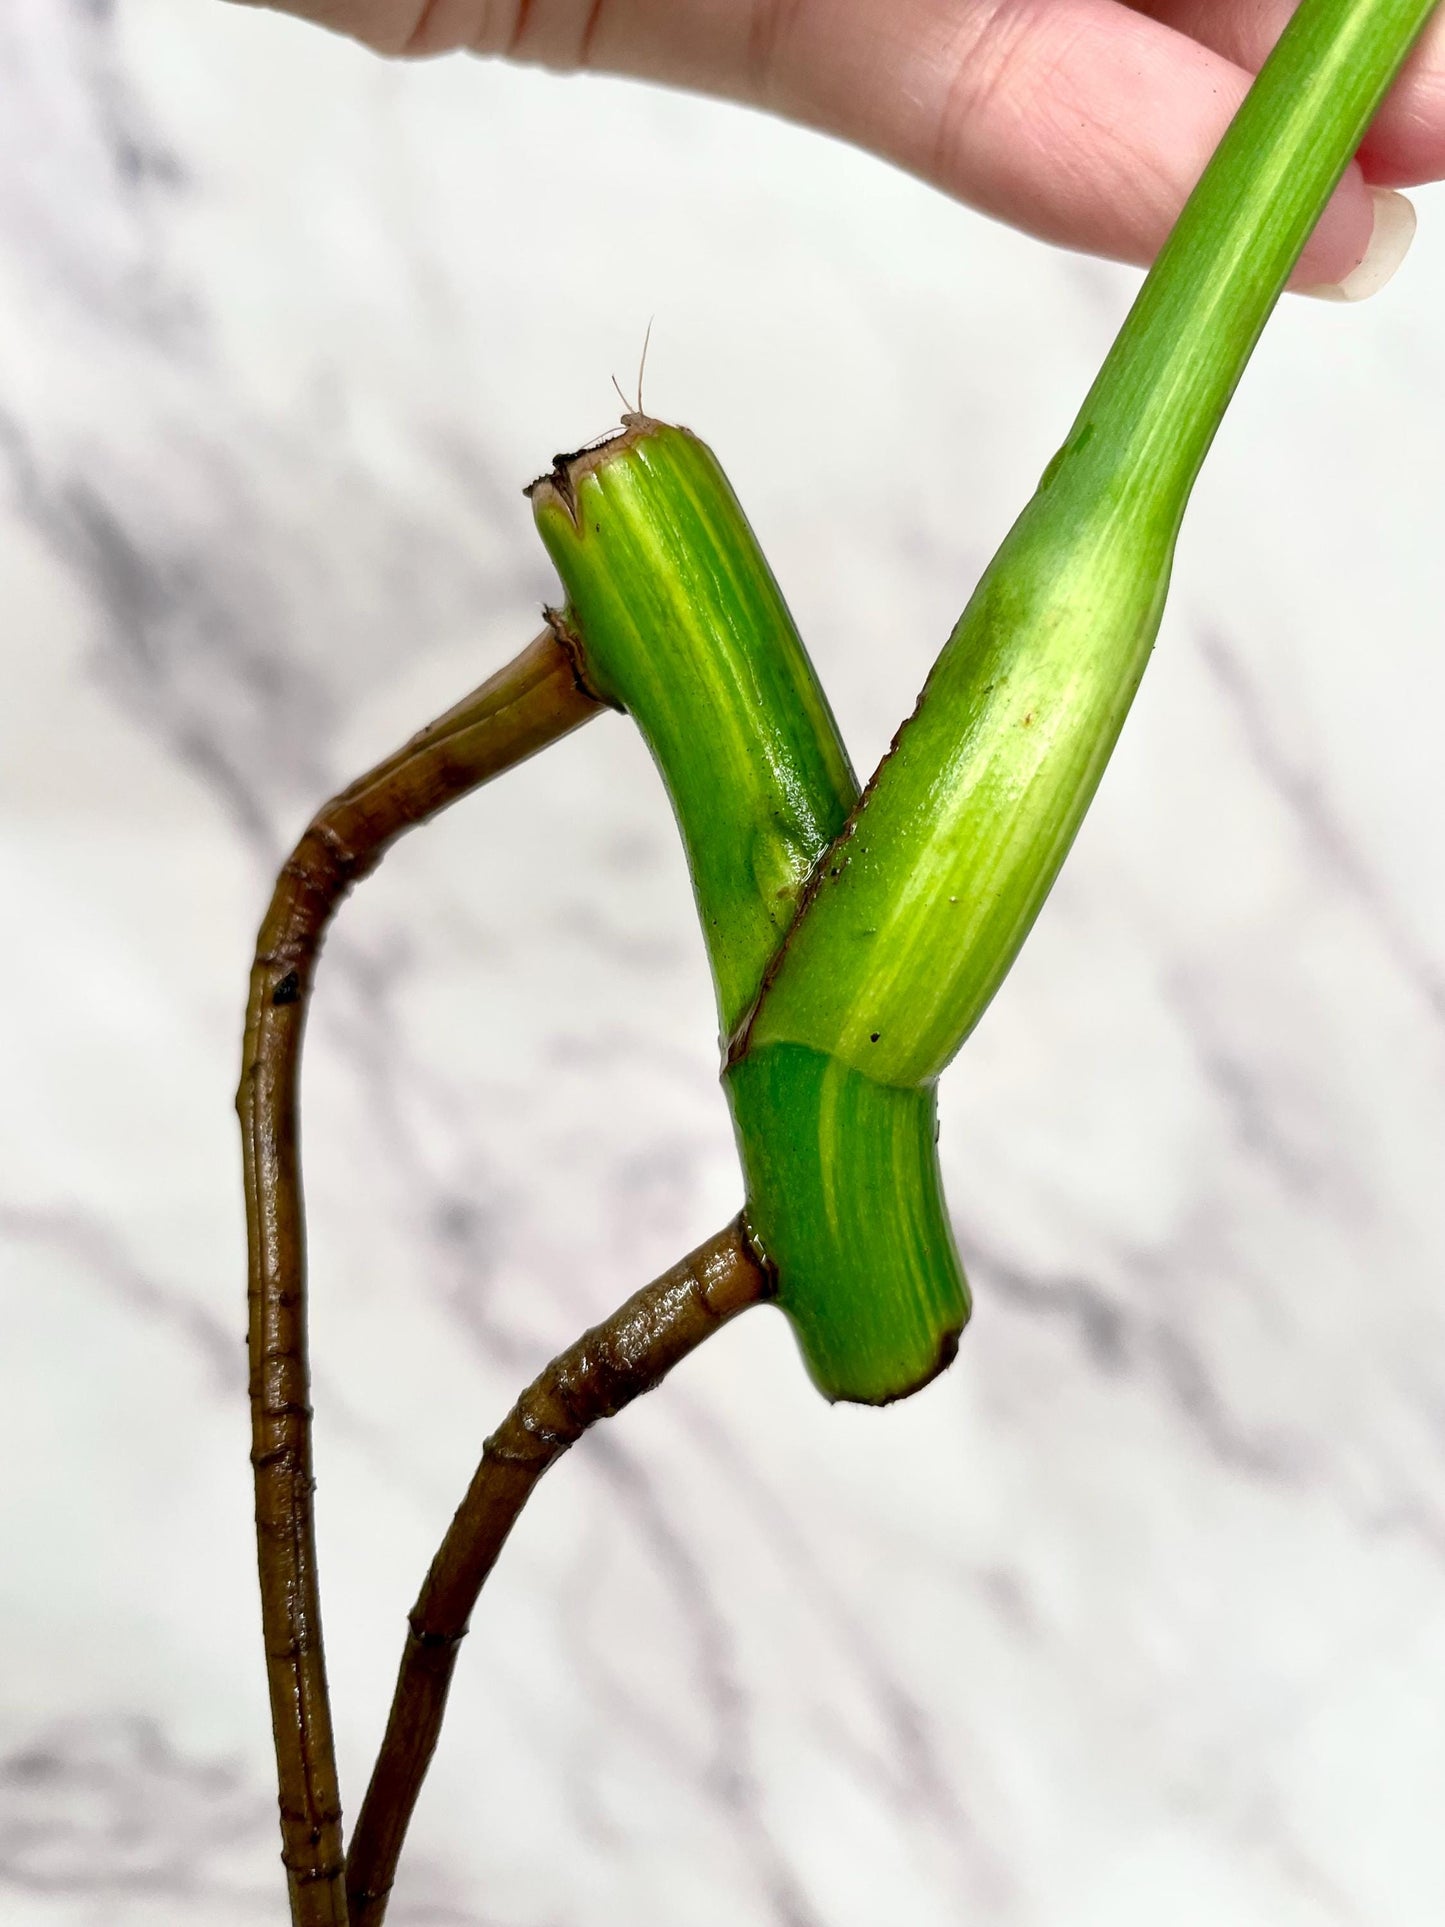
344, 1217, 773, 1927
239, 630, 601, 1926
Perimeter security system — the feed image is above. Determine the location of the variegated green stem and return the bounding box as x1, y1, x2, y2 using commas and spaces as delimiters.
531, 421, 968, 1403
725, 1045, 964, 1400
530, 1, 1435, 1408
743, 0, 1439, 1090
530, 419, 855, 1037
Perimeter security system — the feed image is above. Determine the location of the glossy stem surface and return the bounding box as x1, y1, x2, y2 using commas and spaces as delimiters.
726, 1045, 965, 1402
1080, 0, 1442, 515
239, 632, 599, 1926
745, 0, 1439, 1089
345, 1220, 772, 1927
532, 422, 968, 1402
530, 416, 856, 1038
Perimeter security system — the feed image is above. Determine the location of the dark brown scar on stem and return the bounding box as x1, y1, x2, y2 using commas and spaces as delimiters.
543, 603, 622, 713
725, 689, 926, 1067
831, 1323, 961, 1409
524, 412, 672, 524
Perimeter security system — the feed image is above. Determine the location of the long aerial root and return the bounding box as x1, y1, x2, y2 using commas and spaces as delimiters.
239, 631, 600, 1925
345, 1218, 772, 1927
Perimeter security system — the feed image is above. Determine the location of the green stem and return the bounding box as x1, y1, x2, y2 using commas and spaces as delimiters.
1085, 0, 1439, 517
745, 0, 1438, 1090
725, 1044, 964, 1400
531, 421, 968, 1402
529, 419, 856, 1039
528, 1, 1435, 1406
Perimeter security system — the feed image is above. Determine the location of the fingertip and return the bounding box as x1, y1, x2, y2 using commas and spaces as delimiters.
1287, 162, 1376, 290
1295, 185, 1417, 302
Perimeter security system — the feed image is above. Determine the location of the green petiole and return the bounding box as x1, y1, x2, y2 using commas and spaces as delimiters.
529, 420, 856, 1038
535, 0, 1438, 1407
531, 421, 970, 1403
744, 0, 1439, 1090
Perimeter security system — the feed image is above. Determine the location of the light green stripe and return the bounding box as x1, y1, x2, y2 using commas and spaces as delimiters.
747, 0, 1438, 1086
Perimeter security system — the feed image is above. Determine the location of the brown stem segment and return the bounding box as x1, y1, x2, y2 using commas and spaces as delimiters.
344, 1217, 773, 1927
238, 631, 601, 1927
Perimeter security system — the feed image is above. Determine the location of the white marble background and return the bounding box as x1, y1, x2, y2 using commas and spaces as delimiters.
4, 3, 1445, 1923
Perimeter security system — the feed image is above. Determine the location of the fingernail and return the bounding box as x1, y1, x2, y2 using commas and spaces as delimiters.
1303, 187, 1417, 302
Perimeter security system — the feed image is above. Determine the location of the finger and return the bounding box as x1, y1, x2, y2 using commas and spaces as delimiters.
1138, 0, 1445, 186
242, 0, 1390, 294
220, 0, 397, 40
473, 0, 1381, 290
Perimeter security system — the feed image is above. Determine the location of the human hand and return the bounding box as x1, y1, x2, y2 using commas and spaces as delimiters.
236, 1, 1445, 297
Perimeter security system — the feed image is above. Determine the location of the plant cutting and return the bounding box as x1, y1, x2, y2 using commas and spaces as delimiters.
238, 1, 1441, 1921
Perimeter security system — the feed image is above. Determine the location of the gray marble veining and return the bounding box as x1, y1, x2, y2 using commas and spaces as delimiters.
4, 3, 1445, 1923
